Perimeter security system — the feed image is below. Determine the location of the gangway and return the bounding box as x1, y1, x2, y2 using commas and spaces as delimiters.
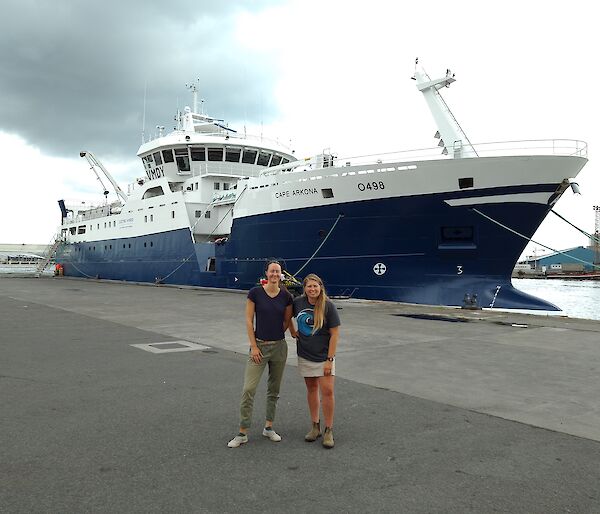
35, 233, 63, 277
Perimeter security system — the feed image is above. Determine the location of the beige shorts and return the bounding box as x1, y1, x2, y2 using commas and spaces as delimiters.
297, 356, 336, 377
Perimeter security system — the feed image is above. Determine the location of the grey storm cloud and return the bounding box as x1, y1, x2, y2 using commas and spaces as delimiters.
0, 0, 282, 160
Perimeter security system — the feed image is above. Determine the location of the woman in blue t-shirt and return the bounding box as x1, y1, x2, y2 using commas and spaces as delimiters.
227, 260, 293, 448
291, 273, 340, 449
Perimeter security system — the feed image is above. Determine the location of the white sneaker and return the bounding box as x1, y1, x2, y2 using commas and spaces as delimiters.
262, 427, 282, 442
227, 434, 248, 448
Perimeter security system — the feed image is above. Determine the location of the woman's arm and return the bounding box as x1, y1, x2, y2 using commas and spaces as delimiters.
283, 304, 296, 337
323, 326, 339, 376
245, 299, 262, 363
327, 326, 339, 358
289, 319, 298, 339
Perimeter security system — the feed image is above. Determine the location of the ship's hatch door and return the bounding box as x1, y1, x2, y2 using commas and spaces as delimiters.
206, 257, 216, 272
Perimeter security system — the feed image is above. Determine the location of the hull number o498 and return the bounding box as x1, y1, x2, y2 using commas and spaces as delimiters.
358, 181, 385, 192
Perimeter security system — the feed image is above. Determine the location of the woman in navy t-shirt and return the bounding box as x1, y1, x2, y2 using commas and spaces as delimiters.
227, 260, 293, 448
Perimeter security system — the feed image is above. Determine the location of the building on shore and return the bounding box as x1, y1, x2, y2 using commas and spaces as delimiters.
0, 251, 44, 265
515, 245, 597, 277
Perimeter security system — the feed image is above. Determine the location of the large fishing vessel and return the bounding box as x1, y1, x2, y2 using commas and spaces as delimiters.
54, 66, 588, 311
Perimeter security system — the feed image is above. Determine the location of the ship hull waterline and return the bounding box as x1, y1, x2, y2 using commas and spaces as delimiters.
56, 183, 562, 311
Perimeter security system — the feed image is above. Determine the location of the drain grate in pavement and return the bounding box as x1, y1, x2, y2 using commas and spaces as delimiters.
130, 341, 211, 354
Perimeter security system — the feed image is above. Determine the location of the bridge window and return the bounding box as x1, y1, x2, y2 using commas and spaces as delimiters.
223, 183, 230, 190
195, 210, 202, 218
162, 149, 174, 163
175, 148, 190, 172
77, 225, 86, 234
225, 147, 241, 163
257, 151, 272, 166
208, 148, 224, 161
270, 155, 282, 167
152, 152, 163, 165
214, 182, 220, 190
242, 149, 257, 164
142, 155, 153, 171
190, 147, 205, 161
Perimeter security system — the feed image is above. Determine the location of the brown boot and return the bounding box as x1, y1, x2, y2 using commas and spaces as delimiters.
304, 421, 321, 442
322, 427, 334, 449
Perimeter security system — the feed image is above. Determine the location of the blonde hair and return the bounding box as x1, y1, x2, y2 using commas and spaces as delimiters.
303, 273, 328, 333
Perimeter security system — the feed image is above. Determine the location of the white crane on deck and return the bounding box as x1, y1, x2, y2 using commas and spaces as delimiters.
80, 151, 128, 203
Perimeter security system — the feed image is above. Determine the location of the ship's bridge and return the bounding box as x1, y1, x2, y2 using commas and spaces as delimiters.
136, 106, 295, 186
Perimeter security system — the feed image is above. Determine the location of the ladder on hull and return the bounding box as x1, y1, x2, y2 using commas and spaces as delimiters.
35, 234, 63, 277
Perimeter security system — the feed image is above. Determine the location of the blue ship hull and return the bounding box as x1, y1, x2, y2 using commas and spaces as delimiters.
56, 184, 561, 311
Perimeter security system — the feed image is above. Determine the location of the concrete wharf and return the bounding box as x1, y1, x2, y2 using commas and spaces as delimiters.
1, 275, 599, 513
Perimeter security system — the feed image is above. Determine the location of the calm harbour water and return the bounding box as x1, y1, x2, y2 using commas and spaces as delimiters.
1, 267, 598, 320
513, 278, 600, 320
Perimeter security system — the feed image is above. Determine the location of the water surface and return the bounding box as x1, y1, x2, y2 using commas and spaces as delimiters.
513, 278, 600, 320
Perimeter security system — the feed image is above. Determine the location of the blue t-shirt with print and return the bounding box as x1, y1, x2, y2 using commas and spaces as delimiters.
293, 296, 340, 362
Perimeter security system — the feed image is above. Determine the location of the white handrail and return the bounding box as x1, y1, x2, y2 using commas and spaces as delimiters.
261, 139, 588, 178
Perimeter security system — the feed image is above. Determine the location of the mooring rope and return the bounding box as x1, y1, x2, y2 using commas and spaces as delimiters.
67, 259, 99, 279
472, 208, 600, 269
291, 213, 344, 278
550, 209, 600, 245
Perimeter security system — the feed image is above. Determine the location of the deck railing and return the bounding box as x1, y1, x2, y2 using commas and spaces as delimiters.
332, 139, 588, 168
260, 139, 588, 177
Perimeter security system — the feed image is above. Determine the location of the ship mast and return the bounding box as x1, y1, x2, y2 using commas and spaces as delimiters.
185, 78, 202, 114
413, 64, 477, 158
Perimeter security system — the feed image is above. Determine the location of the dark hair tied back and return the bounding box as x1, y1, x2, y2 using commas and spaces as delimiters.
265, 259, 281, 273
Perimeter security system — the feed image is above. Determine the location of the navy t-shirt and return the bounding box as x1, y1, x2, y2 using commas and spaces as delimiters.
248, 286, 293, 341
293, 296, 341, 362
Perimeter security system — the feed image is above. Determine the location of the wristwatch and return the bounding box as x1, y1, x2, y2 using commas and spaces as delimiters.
326, 356, 335, 362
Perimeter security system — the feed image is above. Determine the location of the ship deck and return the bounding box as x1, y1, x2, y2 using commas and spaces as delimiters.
2, 275, 599, 513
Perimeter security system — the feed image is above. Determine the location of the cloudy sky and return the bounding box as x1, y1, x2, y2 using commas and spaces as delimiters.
1, 0, 598, 261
